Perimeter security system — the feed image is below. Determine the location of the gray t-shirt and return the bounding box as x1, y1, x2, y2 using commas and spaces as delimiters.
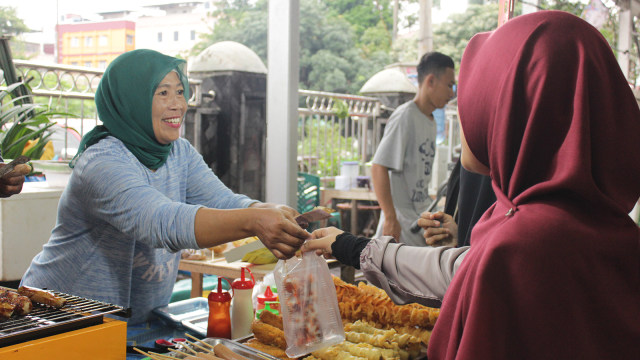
372, 101, 436, 246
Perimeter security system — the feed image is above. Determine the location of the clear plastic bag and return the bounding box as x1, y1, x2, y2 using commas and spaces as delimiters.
274, 252, 345, 358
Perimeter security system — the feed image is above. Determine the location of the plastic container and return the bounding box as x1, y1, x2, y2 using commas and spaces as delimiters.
256, 286, 278, 316
340, 161, 359, 178
231, 267, 255, 339
207, 277, 233, 339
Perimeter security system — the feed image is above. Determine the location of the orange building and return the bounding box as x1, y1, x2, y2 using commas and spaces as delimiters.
56, 20, 135, 68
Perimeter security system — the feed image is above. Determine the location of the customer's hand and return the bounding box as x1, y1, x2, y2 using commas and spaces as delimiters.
0, 163, 30, 198
251, 207, 309, 259
302, 227, 345, 258
418, 211, 458, 246
382, 216, 402, 241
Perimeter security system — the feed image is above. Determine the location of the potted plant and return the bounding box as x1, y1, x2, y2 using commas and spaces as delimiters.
0, 81, 61, 160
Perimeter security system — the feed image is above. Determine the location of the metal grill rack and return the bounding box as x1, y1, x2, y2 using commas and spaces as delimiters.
0, 290, 130, 347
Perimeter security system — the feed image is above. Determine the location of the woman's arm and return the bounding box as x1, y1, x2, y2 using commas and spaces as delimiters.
194, 206, 308, 259
76, 145, 308, 256
304, 228, 468, 307
361, 237, 468, 307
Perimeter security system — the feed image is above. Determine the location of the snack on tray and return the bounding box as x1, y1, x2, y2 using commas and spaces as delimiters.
248, 316, 424, 360
243, 338, 296, 360
333, 277, 439, 329
344, 320, 421, 352
259, 308, 284, 330
310, 346, 368, 360
251, 319, 288, 350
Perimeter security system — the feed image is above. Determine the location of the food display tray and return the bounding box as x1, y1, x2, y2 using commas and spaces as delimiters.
152, 297, 209, 328
181, 314, 208, 337
169, 336, 281, 360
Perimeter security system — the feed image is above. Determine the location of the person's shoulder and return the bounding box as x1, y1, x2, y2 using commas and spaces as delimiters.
74, 137, 138, 172
391, 101, 414, 115
389, 101, 418, 122
169, 137, 199, 160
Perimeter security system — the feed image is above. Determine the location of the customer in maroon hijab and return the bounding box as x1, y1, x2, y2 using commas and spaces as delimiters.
304, 10, 640, 360
430, 10, 640, 359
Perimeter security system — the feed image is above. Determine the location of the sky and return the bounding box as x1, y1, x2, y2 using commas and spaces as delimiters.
4, 0, 469, 40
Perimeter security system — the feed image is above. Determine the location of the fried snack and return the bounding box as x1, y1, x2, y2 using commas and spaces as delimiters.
243, 339, 296, 360
375, 323, 432, 346
311, 346, 368, 360
333, 277, 438, 329
251, 320, 287, 350
345, 321, 421, 352
336, 341, 392, 360
259, 309, 284, 330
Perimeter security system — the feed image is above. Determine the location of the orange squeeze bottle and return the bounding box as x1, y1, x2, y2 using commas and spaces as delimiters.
207, 277, 233, 338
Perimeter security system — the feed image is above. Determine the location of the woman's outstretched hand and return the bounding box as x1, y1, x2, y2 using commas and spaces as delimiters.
250, 205, 309, 259
302, 226, 345, 258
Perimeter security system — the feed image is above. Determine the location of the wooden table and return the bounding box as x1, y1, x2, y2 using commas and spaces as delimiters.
179, 257, 352, 298
322, 188, 378, 234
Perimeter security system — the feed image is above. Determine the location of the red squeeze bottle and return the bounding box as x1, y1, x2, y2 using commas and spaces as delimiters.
207, 277, 233, 338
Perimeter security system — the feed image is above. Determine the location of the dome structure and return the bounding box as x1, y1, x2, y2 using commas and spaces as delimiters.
189, 41, 267, 74
360, 68, 417, 94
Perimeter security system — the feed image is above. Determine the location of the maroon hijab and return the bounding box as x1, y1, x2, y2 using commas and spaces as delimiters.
429, 11, 640, 359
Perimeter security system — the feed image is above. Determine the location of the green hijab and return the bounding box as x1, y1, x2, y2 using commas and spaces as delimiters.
72, 49, 189, 170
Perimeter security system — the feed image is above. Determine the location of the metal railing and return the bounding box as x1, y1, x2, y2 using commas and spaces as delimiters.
298, 89, 381, 178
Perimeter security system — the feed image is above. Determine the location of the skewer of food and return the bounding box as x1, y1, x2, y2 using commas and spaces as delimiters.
17, 285, 67, 308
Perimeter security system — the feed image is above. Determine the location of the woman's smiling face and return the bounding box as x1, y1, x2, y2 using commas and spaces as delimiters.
152, 71, 187, 145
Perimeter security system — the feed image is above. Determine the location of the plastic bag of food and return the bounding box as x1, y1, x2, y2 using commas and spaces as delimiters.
273, 252, 345, 358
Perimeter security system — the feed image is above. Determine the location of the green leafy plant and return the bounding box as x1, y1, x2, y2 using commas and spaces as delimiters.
0, 82, 64, 159
298, 115, 359, 176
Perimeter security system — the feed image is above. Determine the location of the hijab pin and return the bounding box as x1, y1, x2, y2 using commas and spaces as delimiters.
505, 208, 516, 217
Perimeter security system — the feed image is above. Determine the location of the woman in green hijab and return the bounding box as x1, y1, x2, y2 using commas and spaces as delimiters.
21, 50, 308, 325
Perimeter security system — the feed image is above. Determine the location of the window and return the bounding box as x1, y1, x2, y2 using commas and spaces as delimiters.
157, 32, 162, 42
84, 61, 92, 67
174, 31, 179, 41
205, 2, 210, 9
71, 37, 79, 47
85, 36, 93, 47
190, 30, 196, 41
126, 34, 134, 45
98, 60, 107, 69
99, 35, 108, 46
71, 62, 78, 66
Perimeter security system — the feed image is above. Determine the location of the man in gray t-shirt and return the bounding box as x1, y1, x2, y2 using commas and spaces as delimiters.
372, 52, 456, 246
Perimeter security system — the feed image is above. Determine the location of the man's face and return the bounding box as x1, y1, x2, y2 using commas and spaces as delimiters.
429, 67, 456, 109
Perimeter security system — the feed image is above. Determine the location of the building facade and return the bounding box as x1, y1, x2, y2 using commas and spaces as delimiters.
135, 2, 213, 57
56, 20, 135, 68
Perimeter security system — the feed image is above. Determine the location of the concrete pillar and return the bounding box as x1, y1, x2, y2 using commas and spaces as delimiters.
266, 0, 300, 206
618, 7, 632, 80
418, 0, 433, 56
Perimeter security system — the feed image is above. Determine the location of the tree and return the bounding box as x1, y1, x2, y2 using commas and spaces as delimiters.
432, 3, 500, 66
0, 7, 31, 59
0, 7, 28, 36
194, 0, 394, 94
